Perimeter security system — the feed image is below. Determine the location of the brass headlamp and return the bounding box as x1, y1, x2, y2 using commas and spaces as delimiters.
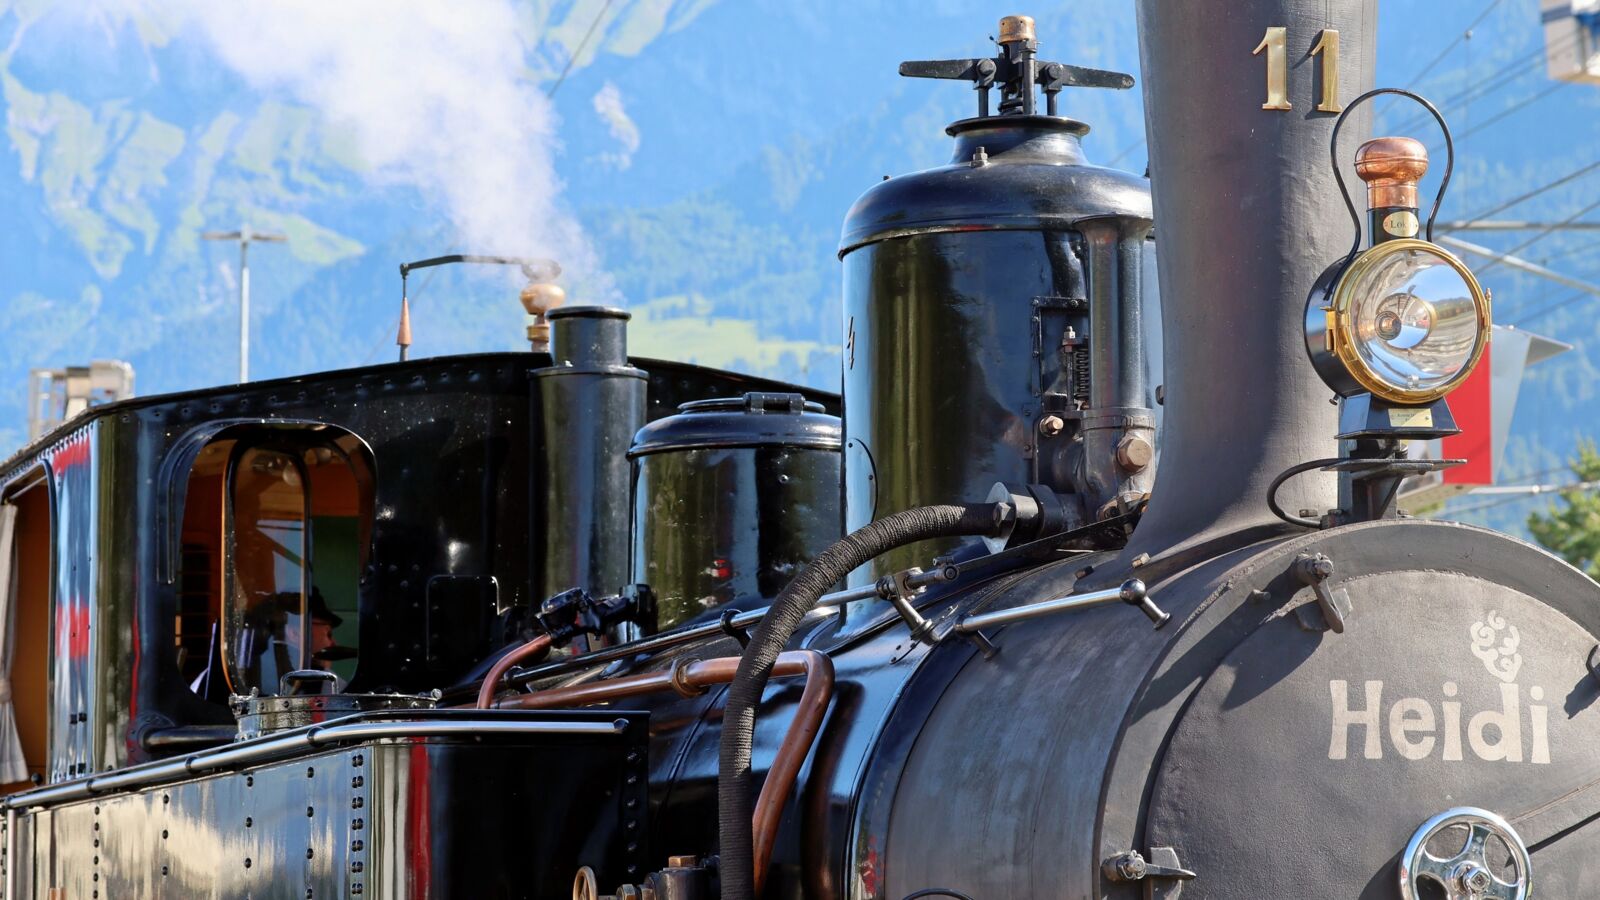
1304, 90, 1491, 419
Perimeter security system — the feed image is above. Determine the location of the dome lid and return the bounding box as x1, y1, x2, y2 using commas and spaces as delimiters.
839, 116, 1151, 254
629, 392, 841, 457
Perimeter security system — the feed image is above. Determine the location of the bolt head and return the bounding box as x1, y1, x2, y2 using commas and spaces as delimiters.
1118, 857, 1146, 880
1461, 866, 1492, 892
1038, 414, 1066, 438
1116, 433, 1154, 472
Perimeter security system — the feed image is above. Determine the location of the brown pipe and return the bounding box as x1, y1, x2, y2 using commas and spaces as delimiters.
490, 650, 835, 893
474, 634, 553, 709
750, 651, 833, 894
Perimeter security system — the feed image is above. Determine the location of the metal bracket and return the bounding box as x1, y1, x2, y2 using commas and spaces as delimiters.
1293, 552, 1351, 634
882, 568, 938, 645
718, 608, 751, 649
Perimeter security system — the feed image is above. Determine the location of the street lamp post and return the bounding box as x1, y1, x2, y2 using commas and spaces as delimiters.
202, 225, 288, 383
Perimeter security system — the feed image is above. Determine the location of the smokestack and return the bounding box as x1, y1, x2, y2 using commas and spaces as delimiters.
534, 307, 647, 606
1124, 0, 1376, 562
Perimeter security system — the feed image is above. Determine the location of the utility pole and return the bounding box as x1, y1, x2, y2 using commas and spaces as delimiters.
202, 225, 287, 382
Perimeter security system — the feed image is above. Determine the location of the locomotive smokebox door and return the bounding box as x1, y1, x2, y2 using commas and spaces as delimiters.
839, 16, 1156, 584
1136, 524, 1600, 899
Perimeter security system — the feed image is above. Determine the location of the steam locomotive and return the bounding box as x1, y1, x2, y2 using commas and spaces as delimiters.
0, 2, 1591, 898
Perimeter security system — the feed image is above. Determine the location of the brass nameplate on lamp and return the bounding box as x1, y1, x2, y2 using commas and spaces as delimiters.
1383, 210, 1420, 237
1387, 407, 1434, 428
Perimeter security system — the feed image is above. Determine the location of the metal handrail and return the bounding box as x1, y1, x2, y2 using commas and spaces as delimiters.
5, 711, 625, 810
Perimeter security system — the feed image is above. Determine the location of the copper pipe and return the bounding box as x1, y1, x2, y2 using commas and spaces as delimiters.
474, 634, 553, 709
490, 650, 835, 893
750, 651, 833, 894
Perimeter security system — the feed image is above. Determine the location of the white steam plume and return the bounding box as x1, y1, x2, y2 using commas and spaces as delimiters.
92, 0, 604, 289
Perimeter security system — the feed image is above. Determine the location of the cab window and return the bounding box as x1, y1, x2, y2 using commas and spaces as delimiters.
176, 429, 371, 699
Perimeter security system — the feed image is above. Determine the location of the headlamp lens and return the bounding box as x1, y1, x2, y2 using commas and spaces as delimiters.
1346, 246, 1483, 395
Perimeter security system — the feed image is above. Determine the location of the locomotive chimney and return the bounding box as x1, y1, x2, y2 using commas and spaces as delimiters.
1122, 0, 1376, 562
534, 307, 647, 606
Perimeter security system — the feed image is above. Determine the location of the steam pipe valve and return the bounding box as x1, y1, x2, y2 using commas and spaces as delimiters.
536, 585, 658, 646
983, 482, 1081, 553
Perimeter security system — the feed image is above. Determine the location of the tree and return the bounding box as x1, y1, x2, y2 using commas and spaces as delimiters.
1527, 440, 1600, 579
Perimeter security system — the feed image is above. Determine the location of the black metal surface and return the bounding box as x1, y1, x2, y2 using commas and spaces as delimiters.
630, 393, 841, 629
630, 393, 840, 456
840, 227, 1070, 582
536, 308, 648, 606
1118, 0, 1376, 566
839, 117, 1149, 253
841, 19, 1156, 585
873, 518, 1600, 898
0, 351, 833, 779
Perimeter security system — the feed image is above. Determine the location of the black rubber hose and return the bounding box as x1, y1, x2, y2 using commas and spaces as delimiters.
1267, 457, 1343, 529
717, 503, 999, 900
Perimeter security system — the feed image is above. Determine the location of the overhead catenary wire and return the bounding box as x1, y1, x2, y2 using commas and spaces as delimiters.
359, 260, 449, 365
1385, 0, 1507, 112
1447, 480, 1600, 517
1447, 494, 1549, 517
1466, 478, 1600, 496
1499, 464, 1578, 485
1107, 138, 1145, 167
1391, 30, 1578, 135
1449, 79, 1570, 142
1512, 289, 1588, 328
546, 0, 615, 98
1476, 196, 1600, 275
1453, 158, 1600, 229
1533, 236, 1600, 266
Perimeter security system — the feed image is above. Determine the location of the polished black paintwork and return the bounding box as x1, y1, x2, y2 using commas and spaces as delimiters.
875, 519, 1600, 899
839, 117, 1150, 255
630, 395, 841, 629
839, 116, 1155, 584
0, 351, 835, 779
537, 309, 649, 603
